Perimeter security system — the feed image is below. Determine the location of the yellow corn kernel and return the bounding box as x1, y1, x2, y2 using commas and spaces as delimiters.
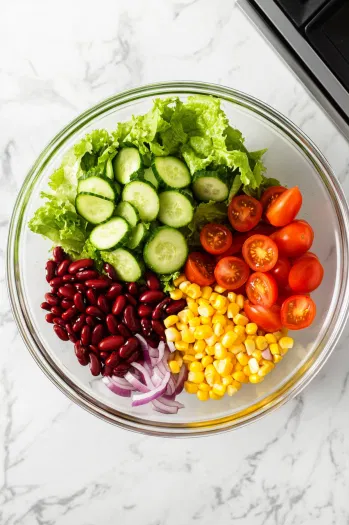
186, 298, 199, 315
248, 357, 260, 374
234, 325, 245, 336
212, 383, 226, 396
256, 335, 268, 351
232, 371, 249, 383
279, 337, 294, 350
244, 339, 256, 355
214, 343, 228, 359
164, 315, 179, 328
209, 292, 218, 303
189, 361, 203, 372
195, 352, 204, 360
213, 295, 228, 309
174, 353, 183, 367
214, 285, 226, 294
249, 373, 264, 384
204, 364, 220, 386
186, 344, 195, 355
270, 343, 280, 355
200, 316, 212, 326
179, 280, 191, 292
198, 382, 211, 392
234, 362, 243, 372
258, 362, 275, 377
243, 365, 251, 377
273, 354, 283, 363
188, 318, 200, 328
188, 371, 205, 384
201, 286, 213, 300
198, 305, 215, 317
178, 309, 194, 324
174, 274, 186, 287
245, 322, 258, 335
176, 322, 188, 331
209, 391, 221, 400
245, 334, 256, 341
273, 331, 283, 341
174, 340, 189, 352
212, 313, 227, 325
222, 376, 233, 386
205, 334, 216, 346
194, 325, 213, 340
184, 381, 199, 394
227, 302, 240, 319
197, 389, 209, 401
170, 289, 183, 300
230, 343, 246, 355
237, 352, 249, 366
236, 294, 245, 309
227, 292, 237, 303
165, 327, 181, 342
233, 313, 249, 326
194, 340, 206, 353
214, 322, 225, 337
251, 350, 263, 362
198, 298, 210, 307
202, 355, 213, 368
280, 347, 289, 356
265, 333, 277, 344
168, 360, 180, 374
221, 331, 238, 348
186, 283, 202, 299
205, 345, 216, 356
216, 306, 228, 315
183, 354, 195, 363
227, 384, 240, 396
181, 328, 196, 344
215, 358, 233, 377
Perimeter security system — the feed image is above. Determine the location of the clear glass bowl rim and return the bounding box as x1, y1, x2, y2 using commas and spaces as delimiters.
7, 81, 349, 437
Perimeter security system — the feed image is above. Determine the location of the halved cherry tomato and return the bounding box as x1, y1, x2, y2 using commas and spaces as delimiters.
242, 234, 278, 272
227, 224, 278, 257
215, 244, 237, 262
246, 272, 278, 307
244, 301, 282, 332
214, 256, 250, 291
288, 257, 324, 293
185, 252, 215, 286
228, 195, 263, 232
260, 186, 286, 213
270, 220, 314, 258
270, 256, 291, 289
281, 295, 316, 330
200, 223, 233, 255
266, 186, 303, 227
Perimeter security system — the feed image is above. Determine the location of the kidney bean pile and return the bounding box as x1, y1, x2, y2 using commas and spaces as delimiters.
41, 246, 185, 378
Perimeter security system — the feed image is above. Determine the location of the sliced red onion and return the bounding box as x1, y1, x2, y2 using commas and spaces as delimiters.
167, 341, 176, 353
157, 396, 185, 409
131, 361, 154, 388
155, 341, 165, 364
152, 400, 178, 414
175, 364, 188, 395
109, 376, 134, 390
131, 372, 170, 407
157, 359, 169, 376
125, 371, 149, 393
166, 376, 176, 396
262, 348, 273, 361
102, 377, 132, 397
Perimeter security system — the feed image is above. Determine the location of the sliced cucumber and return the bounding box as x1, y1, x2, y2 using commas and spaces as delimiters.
143, 167, 159, 189
143, 227, 188, 274
115, 201, 139, 228
90, 217, 129, 250
113, 147, 142, 185
77, 176, 115, 201
76, 194, 115, 224
105, 158, 114, 180
192, 171, 229, 202
158, 190, 194, 228
129, 222, 148, 250
101, 249, 143, 282
122, 181, 159, 222
152, 156, 191, 189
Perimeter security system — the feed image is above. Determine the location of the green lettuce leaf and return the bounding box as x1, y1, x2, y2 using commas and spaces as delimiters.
160, 271, 181, 293
184, 201, 228, 247
78, 239, 103, 271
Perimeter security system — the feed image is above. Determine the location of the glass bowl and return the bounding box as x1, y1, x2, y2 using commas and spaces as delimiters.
7, 81, 349, 436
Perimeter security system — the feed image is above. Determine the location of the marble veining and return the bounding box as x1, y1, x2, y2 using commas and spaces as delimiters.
1, 0, 349, 523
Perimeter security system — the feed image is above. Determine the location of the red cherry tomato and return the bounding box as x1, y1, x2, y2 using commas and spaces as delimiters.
228, 195, 263, 232
281, 295, 316, 330
185, 252, 215, 286
200, 223, 233, 255
288, 257, 324, 293
266, 186, 303, 227
226, 224, 278, 257
292, 251, 319, 264
242, 234, 278, 272
270, 220, 314, 258
260, 186, 286, 213
246, 272, 278, 307
214, 256, 250, 291
270, 257, 291, 289
244, 301, 282, 332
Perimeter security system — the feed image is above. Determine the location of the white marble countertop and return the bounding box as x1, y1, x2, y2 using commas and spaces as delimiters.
1, 1, 349, 523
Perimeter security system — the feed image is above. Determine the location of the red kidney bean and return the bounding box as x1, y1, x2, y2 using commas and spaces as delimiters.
144, 271, 161, 291
57, 259, 71, 277
53, 324, 69, 341
85, 306, 104, 319
74, 283, 86, 293
117, 323, 131, 338
45, 260, 56, 283
53, 317, 65, 326
61, 298, 73, 310
99, 351, 109, 362
72, 314, 86, 333
61, 306, 77, 321
125, 293, 137, 306
76, 270, 99, 281
127, 282, 138, 296
112, 295, 127, 316
91, 324, 105, 345
106, 283, 123, 300
81, 325, 91, 346
139, 290, 165, 303
112, 363, 130, 377
145, 334, 160, 348
53, 246, 66, 263
152, 297, 172, 320
85, 315, 96, 328
85, 279, 110, 289
106, 314, 119, 335
137, 304, 153, 318
50, 277, 64, 288
119, 336, 139, 359
151, 319, 165, 336
123, 305, 141, 333
141, 318, 152, 337
41, 302, 51, 311
58, 285, 76, 300
69, 258, 94, 274
44, 293, 60, 306
51, 305, 63, 316
105, 351, 120, 368
78, 356, 89, 366
89, 353, 101, 376
69, 333, 78, 343
88, 344, 99, 355
74, 292, 85, 312
165, 298, 186, 316
62, 274, 76, 283
98, 335, 125, 352
45, 313, 55, 323
103, 263, 117, 281
65, 323, 75, 337
126, 350, 141, 364
86, 288, 98, 305
97, 294, 109, 313
74, 341, 87, 360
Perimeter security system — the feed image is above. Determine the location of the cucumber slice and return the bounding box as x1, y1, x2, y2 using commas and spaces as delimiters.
129, 223, 147, 250
101, 249, 143, 282
105, 158, 114, 180
115, 201, 139, 228
152, 156, 191, 189
143, 167, 159, 189
113, 147, 142, 185
122, 181, 159, 222
158, 190, 194, 228
77, 176, 115, 201
90, 217, 130, 250
76, 194, 115, 225
143, 227, 188, 274
192, 171, 229, 202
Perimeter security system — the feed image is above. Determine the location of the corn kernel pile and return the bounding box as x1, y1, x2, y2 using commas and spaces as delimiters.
165, 275, 294, 402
